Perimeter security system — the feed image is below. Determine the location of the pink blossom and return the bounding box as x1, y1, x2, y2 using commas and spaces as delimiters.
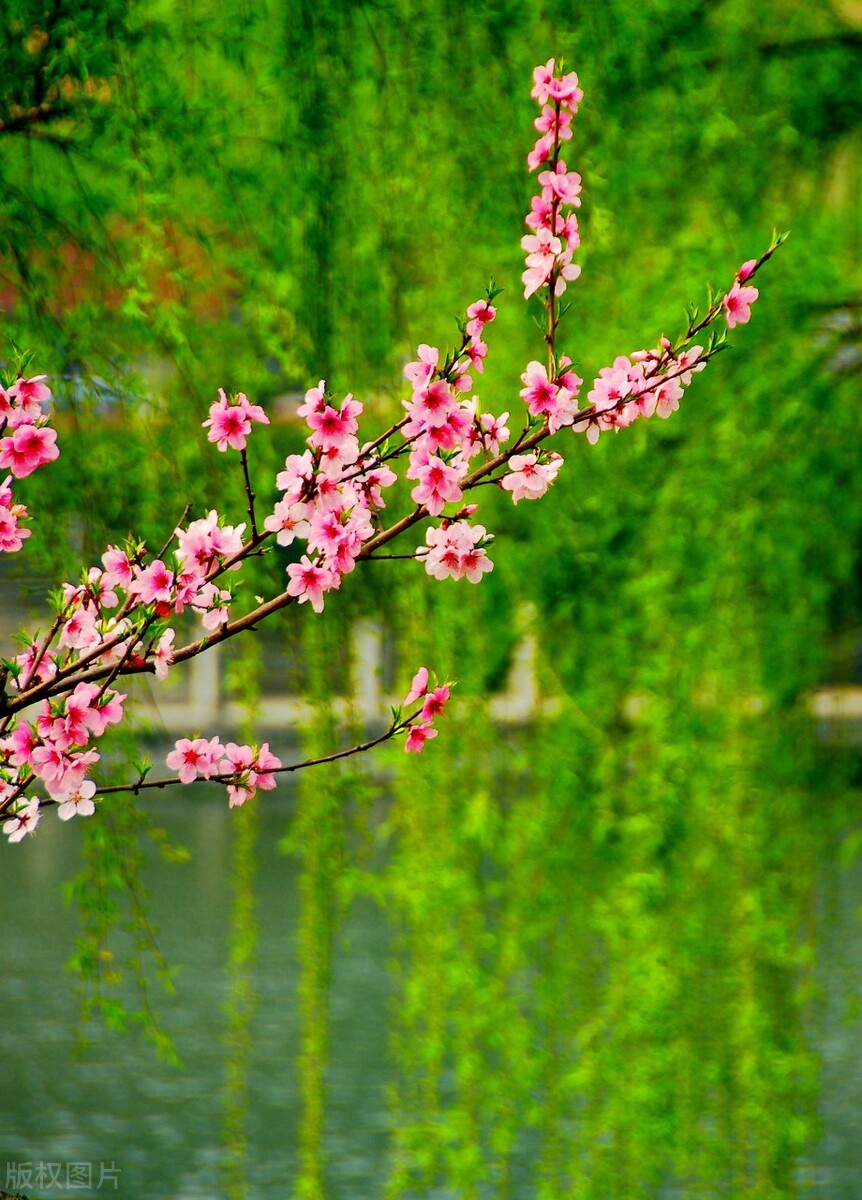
501, 452, 563, 505
519, 363, 579, 432
297, 380, 327, 420
166, 736, 226, 784
85, 567, 119, 610
37, 704, 71, 752
460, 543, 495, 583
451, 362, 473, 399
251, 743, 281, 789
13, 643, 56, 690
587, 367, 632, 414
2, 722, 39, 768
479, 410, 510, 455
174, 570, 206, 612
276, 450, 315, 497
558, 211, 580, 249
553, 261, 582, 298
191, 582, 232, 630
521, 265, 555, 302
286, 555, 335, 613
55, 779, 97, 821
264, 498, 311, 546
519, 361, 559, 415
414, 406, 472, 456
653, 376, 684, 419
593, 416, 612, 443
355, 464, 397, 509
203, 395, 251, 451
527, 136, 554, 171
227, 784, 253, 809
531, 59, 556, 106
548, 71, 583, 108
202, 388, 268, 452
421, 685, 450, 721
522, 227, 563, 265
723, 281, 759, 329
224, 742, 254, 776
153, 629, 176, 679
673, 346, 706, 386
521, 229, 563, 299
0, 423, 59, 479
404, 667, 429, 706
465, 300, 497, 339
176, 512, 245, 577
538, 161, 582, 206
408, 455, 464, 516
312, 473, 343, 512
405, 721, 438, 754
223, 741, 282, 806
558, 357, 584, 395
58, 604, 100, 653
534, 104, 573, 142
102, 545, 134, 589
307, 507, 348, 559
68, 684, 125, 738
29, 742, 68, 788
4, 797, 41, 842
32, 743, 99, 794
465, 339, 487, 373
736, 259, 758, 282
405, 380, 456, 431
422, 521, 493, 583
237, 392, 269, 426
9, 375, 52, 410
62, 686, 98, 744
404, 344, 439, 392
316, 436, 360, 479
525, 195, 554, 233
130, 559, 175, 605
306, 395, 361, 452
0, 493, 30, 552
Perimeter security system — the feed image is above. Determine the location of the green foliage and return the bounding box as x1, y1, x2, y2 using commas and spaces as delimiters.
3, 0, 861, 1195
65, 789, 184, 1067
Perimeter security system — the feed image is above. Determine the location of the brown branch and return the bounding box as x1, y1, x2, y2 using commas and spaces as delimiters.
239, 448, 258, 539
83, 710, 423, 800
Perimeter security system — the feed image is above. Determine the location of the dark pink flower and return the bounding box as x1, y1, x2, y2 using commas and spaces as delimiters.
723, 281, 759, 329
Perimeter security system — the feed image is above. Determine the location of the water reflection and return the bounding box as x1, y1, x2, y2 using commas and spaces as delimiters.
1, 713, 860, 1198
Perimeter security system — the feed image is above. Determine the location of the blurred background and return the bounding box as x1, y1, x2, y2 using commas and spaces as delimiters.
2, 0, 862, 1197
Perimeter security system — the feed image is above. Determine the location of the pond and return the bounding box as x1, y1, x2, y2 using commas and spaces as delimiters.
2, 712, 861, 1200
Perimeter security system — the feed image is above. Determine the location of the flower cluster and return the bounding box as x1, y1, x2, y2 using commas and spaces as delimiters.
166, 737, 281, 807
1, 679, 126, 831
518, 358, 583, 435
581, 343, 707, 443
401, 309, 526, 576
579, 256, 761, 443
501, 452, 563, 504
723, 261, 759, 329
269, 383, 389, 611
203, 388, 270, 452
0, 59, 781, 844
0, 496, 258, 837
0, 375, 58, 553
522, 59, 583, 301
420, 519, 494, 582
401, 666, 451, 753
258, 293, 509, 594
